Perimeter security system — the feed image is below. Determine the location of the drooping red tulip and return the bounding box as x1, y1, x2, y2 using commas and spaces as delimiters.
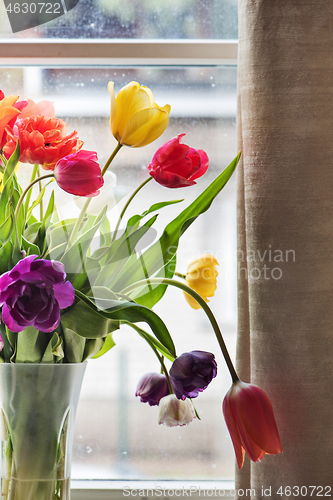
223, 380, 283, 469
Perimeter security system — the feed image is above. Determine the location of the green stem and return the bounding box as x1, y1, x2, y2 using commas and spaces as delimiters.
128, 322, 174, 394
121, 278, 239, 384
14, 174, 54, 220
65, 143, 123, 251
175, 271, 186, 279
111, 177, 152, 243
101, 142, 122, 177
37, 167, 43, 221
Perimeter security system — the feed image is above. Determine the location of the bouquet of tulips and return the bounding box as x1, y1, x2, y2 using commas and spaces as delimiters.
0, 81, 282, 492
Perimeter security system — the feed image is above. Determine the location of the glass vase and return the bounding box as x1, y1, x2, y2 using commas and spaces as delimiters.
0, 362, 86, 500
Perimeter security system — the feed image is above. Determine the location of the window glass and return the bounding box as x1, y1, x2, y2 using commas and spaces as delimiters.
0, 65, 237, 480
0, 0, 238, 39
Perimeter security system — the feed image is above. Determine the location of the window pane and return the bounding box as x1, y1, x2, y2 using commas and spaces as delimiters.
0, 0, 237, 39
0, 65, 237, 480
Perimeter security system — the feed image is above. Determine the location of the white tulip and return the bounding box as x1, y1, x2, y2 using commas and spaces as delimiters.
158, 394, 195, 427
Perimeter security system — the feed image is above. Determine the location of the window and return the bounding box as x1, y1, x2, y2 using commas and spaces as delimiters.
0, 1, 238, 497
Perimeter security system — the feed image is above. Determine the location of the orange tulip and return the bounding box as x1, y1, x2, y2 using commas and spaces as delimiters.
0, 91, 20, 150
223, 380, 282, 469
4, 115, 83, 170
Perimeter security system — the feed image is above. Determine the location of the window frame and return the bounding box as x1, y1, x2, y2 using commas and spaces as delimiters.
0, 37, 238, 499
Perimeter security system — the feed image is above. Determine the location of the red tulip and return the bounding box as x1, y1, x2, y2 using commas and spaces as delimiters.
148, 134, 209, 188
223, 380, 282, 469
53, 150, 104, 197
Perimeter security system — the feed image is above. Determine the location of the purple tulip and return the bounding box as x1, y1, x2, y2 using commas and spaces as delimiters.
0, 255, 75, 333
170, 350, 217, 399
135, 372, 170, 406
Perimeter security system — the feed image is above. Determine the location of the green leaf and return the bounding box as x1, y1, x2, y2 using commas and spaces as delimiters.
60, 207, 107, 282
62, 327, 86, 363
24, 164, 39, 213
0, 241, 13, 274
0, 322, 14, 363
60, 295, 119, 340
74, 289, 176, 356
125, 199, 184, 235
130, 254, 177, 308
127, 322, 175, 361
82, 338, 105, 360
92, 332, 116, 359
21, 236, 41, 256
112, 153, 240, 294
44, 219, 77, 260
3, 141, 20, 186
15, 326, 51, 363
94, 215, 158, 288
24, 221, 42, 245
41, 332, 64, 363
0, 214, 14, 246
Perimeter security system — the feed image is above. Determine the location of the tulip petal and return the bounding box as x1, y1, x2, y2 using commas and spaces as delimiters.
113, 82, 154, 140
53, 280, 75, 309
108, 81, 118, 134
222, 394, 245, 469
121, 107, 170, 147
189, 150, 210, 181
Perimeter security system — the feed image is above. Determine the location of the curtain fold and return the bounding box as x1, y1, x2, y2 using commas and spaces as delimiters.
236, 0, 333, 496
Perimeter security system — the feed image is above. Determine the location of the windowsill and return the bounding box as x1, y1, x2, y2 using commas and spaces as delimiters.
71, 480, 235, 500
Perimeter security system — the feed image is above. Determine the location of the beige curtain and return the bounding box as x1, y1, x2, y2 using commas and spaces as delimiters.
236, 0, 333, 496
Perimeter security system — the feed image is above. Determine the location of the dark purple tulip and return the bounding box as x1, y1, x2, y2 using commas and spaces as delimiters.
170, 350, 217, 399
0, 255, 74, 333
135, 372, 170, 406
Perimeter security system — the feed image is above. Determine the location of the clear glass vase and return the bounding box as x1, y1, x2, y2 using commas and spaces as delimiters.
0, 362, 86, 500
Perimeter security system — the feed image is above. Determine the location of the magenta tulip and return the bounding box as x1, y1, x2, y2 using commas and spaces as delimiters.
148, 134, 209, 188
223, 381, 283, 469
53, 150, 104, 197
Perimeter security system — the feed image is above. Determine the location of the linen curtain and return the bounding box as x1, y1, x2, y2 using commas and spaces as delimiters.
236, 0, 333, 496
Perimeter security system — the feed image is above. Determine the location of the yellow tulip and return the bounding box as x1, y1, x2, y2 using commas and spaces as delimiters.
183, 254, 219, 310
108, 81, 171, 147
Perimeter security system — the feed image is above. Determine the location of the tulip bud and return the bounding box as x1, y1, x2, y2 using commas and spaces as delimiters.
54, 150, 104, 197
223, 380, 283, 469
135, 372, 170, 406
170, 350, 217, 399
158, 394, 195, 427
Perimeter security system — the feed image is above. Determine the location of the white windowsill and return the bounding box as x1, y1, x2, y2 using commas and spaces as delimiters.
0, 39, 238, 66
71, 480, 235, 500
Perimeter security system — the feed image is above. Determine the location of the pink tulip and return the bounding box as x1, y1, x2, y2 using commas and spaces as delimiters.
53, 150, 104, 197
223, 380, 282, 469
148, 134, 209, 188
20, 98, 55, 119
